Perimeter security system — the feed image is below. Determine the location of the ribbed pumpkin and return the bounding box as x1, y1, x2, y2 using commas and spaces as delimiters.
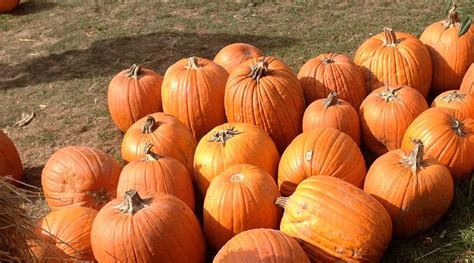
354, 27, 432, 97
278, 127, 366, 196
359, 85, 428, 155
91, 190, 206, 262
364, 140, 454, 237
401, 107, 474, 180
420, 4, 474, 94
297, 53, 366, 108
277, 176, 392, 262
41, 146, 121, 210
213, 228, 310, 263
162, 56, 228, 140
460, 63, 474, 94
117, 144, 194, 210
0, 0, 19, 13
302, 91, 360, 145
194, 123, 279, 195
107, 64, 163, 132
121, 113, 197, 174
203, 164, 281, 251
213, 43, 263, 74
29, 240, 70, 263
225, 56, 305, 152
0, 130, 23, 183
431, 90, 474, 119
35, 207, 97, 260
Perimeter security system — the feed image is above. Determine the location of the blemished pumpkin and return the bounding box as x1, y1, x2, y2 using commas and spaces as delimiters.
277, 176, 392, 262
354, 27, 432, 97
364, 140, 454, 237
203, 164, 281, 251
359, 85, 428, 155
91, 190, 206, 262
431, 90, 474, 119
162, 56, 228, 140
41, 146, 121, 210
213, 228, 310, 263
278, 127, 366, 196
225, 56, 305, 153
0, 130, 23, 184
107, 64, 163, 132
302, 90, 360, 145
460, 63, 474, 94
0, 0, 19, 13
297, 53, 366, 108
213, 43, 263, 74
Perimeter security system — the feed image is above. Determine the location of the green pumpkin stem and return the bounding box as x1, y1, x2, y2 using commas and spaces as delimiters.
187, 56, 200, 69
402, 139, 425, 174
275, 196, 289, 208
442, 90, 465, 103
127, 64, 142, 79
248, 58, 269, 83
141, 116, 156, 134
451, 118, 467, 136
379, 86, 402, 102
144, 143, 161, 161
383, 27, 398, 47
113, 190, 151, 215
209, 127, 241, 146
323, 90, 339, 108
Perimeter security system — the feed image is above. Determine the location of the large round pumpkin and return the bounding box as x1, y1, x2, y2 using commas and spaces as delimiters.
225, 56, 305, 152
297, 53, 366, 108
278, 176, 392, 262
364, 140, 454, 237
107, 64, 163, 132
431, 90, 474, 119
359, 85, 428, 155
213, 228, 310, 263
213, 43, 263, 74
203, 164, 281, 251
278, 127, 366, 196
41, 146, 121, 210
354, 27, 432, 97
91, 190, 206, 262
0, 0, 19, 13
162, 56, 228, 140
194, 123, 279, 196
460, 63, 474, 94
0, 130, 23, 183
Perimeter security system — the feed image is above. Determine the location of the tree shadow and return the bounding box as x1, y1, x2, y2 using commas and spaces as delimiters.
10, 2, 58, 16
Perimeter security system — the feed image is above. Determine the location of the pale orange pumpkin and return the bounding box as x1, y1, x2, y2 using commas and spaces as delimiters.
431, 90, 474, 119
213, 43, 263, 74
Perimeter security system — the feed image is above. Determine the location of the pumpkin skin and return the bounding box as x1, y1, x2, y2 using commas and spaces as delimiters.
278, 176, 392, 262
460, 63, 474, 94
0, 130, 23, 183
108, 64, 163, 132
359, 85, 428, 155
194, 123, 279, 196
41, 146, 121, 210
278, 127, 366, 196
297, 53, 366, 108
162, 56, 228, 140
354, 27, 432, 97
91, 191, 206, 263
121, 113, 197, 175
0, 0, 19, 13
29, 240, 70, 263
213, 43, 263, 74
213, 228, 310, 263
431, 90, 474, 119
203, 164, 281, 251
401, 107, 474, 180
225, 56, 305, 153
364, 141, 454, 237
302, 91, 360, 145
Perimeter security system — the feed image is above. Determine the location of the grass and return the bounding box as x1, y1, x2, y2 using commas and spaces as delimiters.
0, 0, 472, 262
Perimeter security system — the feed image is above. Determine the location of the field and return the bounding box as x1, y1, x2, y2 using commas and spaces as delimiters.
1, 1, 473, 262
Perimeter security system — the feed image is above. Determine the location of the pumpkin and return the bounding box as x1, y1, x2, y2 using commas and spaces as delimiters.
460, 63, 474, 94
213, 228, 310, 263
0, 130, 23, 184
364, 140, 454, 237
0, 0, 19, 13
297, 53, 366, 108
277, 176, 392, 262
225, 56, 305, 152
213, 43, 263, 74
162, 56, 228, 140
420, 4, 474, 94
29, 240, 70, 263
203, 164, 281, 251
401, 107, 474, 180
354, 27, 432, 97
41, 146, 121, 210
121, 113, 197, 175
359, 85, 428, 155
302, 90, 360, 145
35, 207, 97, 260
117, 143, 195, 210
107, 64, 163, 132
431, 90, 474, 119
91, 190, 206, 262
278, 127, 366, 196
194, 123, 279, 195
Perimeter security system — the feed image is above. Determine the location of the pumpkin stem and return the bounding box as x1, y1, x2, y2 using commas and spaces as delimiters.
186, 56, 200, 69
144, 143, 161, 161
379, 86, 402, 102
383, 27, 398, 47
451, 118, 467, 136
322, 90, 339, 108
141, 116, 157, 134
443, 2, 460, 28
321, 57, 335, 65
248, 58, 269, 83
127, 64, 142, 79
442, 90, 466, 103
209, 127, 241, 146
275, 196, 289, 208
86, 188, 111, 206
113, 190, 151, 215
401, 139, 425, 174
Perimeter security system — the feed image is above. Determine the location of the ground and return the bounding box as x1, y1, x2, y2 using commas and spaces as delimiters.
0, 1, 473, 262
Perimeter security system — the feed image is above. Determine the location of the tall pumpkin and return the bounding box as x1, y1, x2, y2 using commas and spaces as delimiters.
460, 63, 474, 94
277, 176, 392, 262
225, 56, 305, 152
162, 56, 228, 140
431, 90, 474, 119
297, 53, 366, 108
107, 64, 163, 132
213, 43, 263, 74
0, 130, 23, 183
354, 27, 432, 97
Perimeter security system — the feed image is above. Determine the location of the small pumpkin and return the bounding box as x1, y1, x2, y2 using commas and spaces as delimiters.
0, 130, 23, 184
213, 43, 263, 74
0, 0, 19, 13
431, 90, 474, 119
460, 63, 474, 94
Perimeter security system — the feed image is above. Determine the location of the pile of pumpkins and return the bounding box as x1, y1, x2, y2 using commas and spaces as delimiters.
1, 3, 473, 262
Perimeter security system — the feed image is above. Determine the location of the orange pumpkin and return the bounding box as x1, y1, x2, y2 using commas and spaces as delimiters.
0, 130, 23, 184
431, 90, 474, 119
0, 0, 19, 13
460, 63, 474, 94
29, 240, 70, 263
213, 43, 263, 74
354, 27, 432, 97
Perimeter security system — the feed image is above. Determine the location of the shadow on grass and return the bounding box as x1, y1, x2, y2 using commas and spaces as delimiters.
10, 2, 58, 16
